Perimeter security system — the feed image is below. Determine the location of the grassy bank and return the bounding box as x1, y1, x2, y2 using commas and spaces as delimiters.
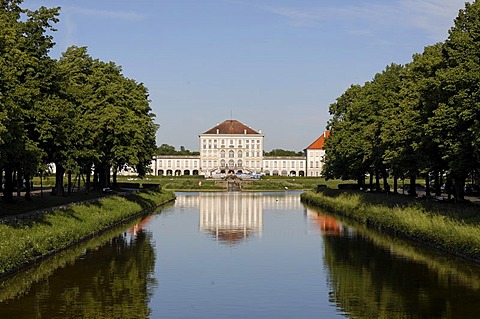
0, 189, 175, 277
301, 189, 480, 262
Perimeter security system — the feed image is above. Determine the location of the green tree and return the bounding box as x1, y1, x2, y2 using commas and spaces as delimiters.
0, 1, 59, 201
264, 149, 303, 157
382, 43, 445, 196
324, 84, 367, 185
429, 1, 480, 200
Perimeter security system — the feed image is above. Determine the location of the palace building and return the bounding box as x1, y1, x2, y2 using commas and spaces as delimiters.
149, 119, 329, 177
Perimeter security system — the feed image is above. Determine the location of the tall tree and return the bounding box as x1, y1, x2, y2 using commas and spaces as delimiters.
429, 1, 480, 200
0, 1, 59, 201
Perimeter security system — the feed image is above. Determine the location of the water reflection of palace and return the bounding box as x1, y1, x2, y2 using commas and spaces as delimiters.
174, 192, 304, 245
199, 193, 263, 245
175, 191, 304, 210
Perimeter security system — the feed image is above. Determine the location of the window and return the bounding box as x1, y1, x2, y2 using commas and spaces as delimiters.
238, 150, 243, 158
229, 150, 234, 158
221, 150, 226, 158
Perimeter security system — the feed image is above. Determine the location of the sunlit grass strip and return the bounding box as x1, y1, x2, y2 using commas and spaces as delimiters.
0, 189, 175, 276
301, 191, 480, 262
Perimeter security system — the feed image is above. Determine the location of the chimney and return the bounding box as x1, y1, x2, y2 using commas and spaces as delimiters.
216, 129, 219, 134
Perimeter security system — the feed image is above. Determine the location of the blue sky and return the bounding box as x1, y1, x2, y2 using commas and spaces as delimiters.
27, 0, 467, 151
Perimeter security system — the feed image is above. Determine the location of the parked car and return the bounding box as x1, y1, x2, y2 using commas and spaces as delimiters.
465, 184, 480, 195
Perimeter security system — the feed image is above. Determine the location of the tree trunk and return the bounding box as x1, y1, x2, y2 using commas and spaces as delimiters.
382, 172, 388, 194
434, 171, 441, 196
85, 166, 91, 194
93, 165, 99, 191
409, 175, 417, 197
53, 163, 65, 196
3, 167, 14, 203
67, 171, 72, 194
393, 175, 398, 194
40, 171, 44, 197
375, 170, 381, 192
369, 171, 373, 191
357, 174, 365, 190
105, 165, 111, 189
112, 166, 117, 189
453, 174, 466, 202
425, 173, 431, 197
16, 171, 21, 197
24, 173, 31, 200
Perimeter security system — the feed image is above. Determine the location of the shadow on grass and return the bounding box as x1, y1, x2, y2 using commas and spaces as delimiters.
123, 192, 159, 211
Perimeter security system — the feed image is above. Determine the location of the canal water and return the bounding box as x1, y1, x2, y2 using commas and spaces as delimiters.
1, 191, 480, 318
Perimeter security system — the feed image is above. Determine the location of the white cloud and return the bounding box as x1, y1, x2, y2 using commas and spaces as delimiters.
264, 0, 466, 40
68, 6, 146, 22
398, 0, 465, 39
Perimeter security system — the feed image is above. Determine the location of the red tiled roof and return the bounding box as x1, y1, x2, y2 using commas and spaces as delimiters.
305, 130, 330, 150
202, 120, 260, 135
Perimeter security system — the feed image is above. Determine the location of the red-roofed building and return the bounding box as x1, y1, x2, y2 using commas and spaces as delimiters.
304, 130, 330, 177
198, 120, 264, 175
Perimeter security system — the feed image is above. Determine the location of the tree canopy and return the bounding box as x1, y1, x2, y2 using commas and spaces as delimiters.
264, 149, 304, 157
323, 0, 480, 201
0, 1, 158, 200
156, 144, 199, 156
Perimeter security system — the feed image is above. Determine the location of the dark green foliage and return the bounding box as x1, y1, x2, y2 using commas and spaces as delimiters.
0, 1, 158, 199
324, 1, 480, 201
156, 144, 199, 156
264, 149, 304, 157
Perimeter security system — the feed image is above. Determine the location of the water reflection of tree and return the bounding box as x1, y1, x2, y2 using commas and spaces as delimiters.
323, 229, 480, 318
0, 231, 156, 319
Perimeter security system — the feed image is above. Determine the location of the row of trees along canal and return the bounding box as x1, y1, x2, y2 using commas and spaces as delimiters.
0, 2, 157, 202
324, 1, 480, 202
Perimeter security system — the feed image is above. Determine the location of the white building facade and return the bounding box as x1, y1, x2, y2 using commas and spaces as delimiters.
304, 130, 330, 177
198, 120, 264, 176
149, 119, 329, 178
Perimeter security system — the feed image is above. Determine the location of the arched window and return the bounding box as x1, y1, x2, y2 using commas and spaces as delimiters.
238, 150, 243, 158
229, 150, 234, 158
220, 150, 226, 158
